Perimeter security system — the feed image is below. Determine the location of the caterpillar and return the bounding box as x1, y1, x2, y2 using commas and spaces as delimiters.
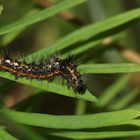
0, 53, 86, 94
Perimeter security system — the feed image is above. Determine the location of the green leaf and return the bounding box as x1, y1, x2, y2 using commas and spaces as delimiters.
64, 32, 124, 56
110, 88, 139, 110
121, 119, 140, 127
1, 109, 140, 129
1, 8, 41, 46
50, 130, 140, 139
63, 40, 101, 57
75, 100, 86, 115
26, 8, 140, 59
129, 103, 140, 110
0, 112, 46, 140
0, 129, 18, 140
0, 0, 86, 35
78, 63, 140, 73
95, 75, 130, 107
0, 5, 3, 15
0, 71, 98, 102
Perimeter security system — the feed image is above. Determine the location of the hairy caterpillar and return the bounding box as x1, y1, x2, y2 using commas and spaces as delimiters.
0, 53, 86, 94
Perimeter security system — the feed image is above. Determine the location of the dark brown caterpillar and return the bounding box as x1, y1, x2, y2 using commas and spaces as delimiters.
0, 54, 86, 94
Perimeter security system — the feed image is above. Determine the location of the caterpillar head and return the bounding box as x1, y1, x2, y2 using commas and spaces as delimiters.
72, 76, 86, 94
60, 57, 86, 94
